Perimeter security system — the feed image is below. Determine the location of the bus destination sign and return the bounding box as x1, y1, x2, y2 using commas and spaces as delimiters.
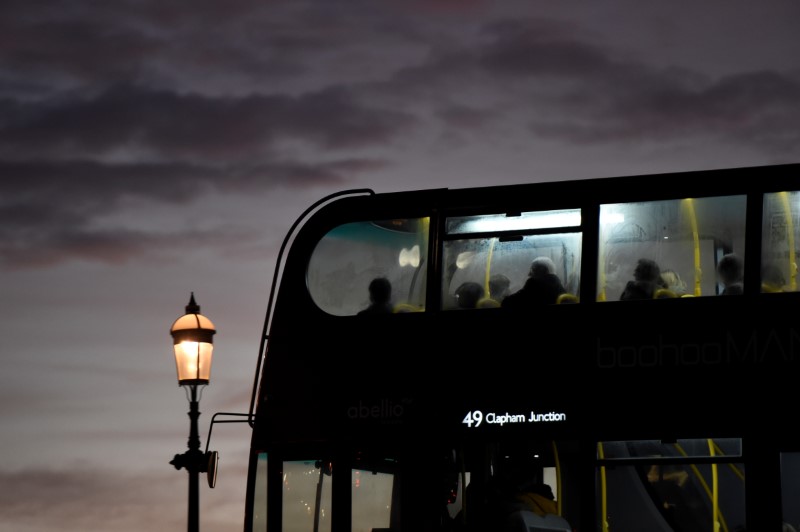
461, 409, 567, 428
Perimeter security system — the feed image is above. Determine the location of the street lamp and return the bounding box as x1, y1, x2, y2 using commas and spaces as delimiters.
169, 292, 218, 532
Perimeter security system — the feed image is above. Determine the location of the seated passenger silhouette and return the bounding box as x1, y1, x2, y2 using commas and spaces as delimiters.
478, 274, 511, 308
717, 253, 743, 295
455, 281, 484, 309
658, 269, 687, 298
489, 274, 511, 301
620, 258, 665, 300
513, 482, 558, 517
496, 453, 572, 532
501, 257, 566, 309
358, 277, 393, 315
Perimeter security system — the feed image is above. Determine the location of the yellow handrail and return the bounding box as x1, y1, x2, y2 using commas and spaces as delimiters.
709, 439, 720, 532
551, 441, 563, 516
673, 442, 728, 532
779, 192, 797, 291
484, 237, 497, 296
598, 442, 610, 531
684, 198, 702, 296
712, 440, 745, 482
598, 234, 608, 302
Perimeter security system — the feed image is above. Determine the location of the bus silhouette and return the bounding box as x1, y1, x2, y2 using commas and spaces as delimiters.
235, 162, 800, 532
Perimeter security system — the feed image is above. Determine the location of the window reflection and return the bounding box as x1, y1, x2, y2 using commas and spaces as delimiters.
762, 191, 800, 293
308, 218, 429, 315
352, 468, 393, 532
442, 234, 582, 309
598, 196, 746, 301
252, 453, 267, 532
442, 209, 582, 310
282, 460, 331, 532
597, 439, 745, 531
447, 209, 581, 234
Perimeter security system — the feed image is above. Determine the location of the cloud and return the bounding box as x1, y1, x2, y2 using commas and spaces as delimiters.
477, 20, 800, 153
2, 7, 799, 275
0, 84, 418, 162
379, 17, 800, 156
0, 156, 389, 270
0, 4, 161, 98
527, 69, 800, 153
478, 19, 612, 78
0, 0, 435, 97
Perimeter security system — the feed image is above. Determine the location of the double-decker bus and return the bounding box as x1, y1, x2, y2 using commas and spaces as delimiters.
242, 162, 800, 532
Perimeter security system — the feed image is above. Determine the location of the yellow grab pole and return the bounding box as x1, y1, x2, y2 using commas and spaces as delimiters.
709, 439, 720, 532
484, 237, 497, 295
551, 441, 563, 516
684, 198, 702, 296
598, 231, 608, 302
779, 192, 797, 291
598, 442, 609, 532
674, 442, 729, 532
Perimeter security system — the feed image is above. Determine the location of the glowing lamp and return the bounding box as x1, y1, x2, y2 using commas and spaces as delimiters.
170, 293, 216, 385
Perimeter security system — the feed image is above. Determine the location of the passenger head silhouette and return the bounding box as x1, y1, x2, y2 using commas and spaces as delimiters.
455, 281, 484, 309
368, 277, 391, 305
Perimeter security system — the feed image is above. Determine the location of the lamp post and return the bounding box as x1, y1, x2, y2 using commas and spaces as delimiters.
170, 293, 216, 532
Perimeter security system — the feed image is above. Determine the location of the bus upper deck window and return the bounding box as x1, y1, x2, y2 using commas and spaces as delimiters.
762, 191, 800, 293
598, 195, 746, 301
443, 209, 582, 310
307, 218, 429, 316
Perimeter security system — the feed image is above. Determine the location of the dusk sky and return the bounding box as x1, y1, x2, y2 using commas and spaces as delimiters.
2, 1, 799, 530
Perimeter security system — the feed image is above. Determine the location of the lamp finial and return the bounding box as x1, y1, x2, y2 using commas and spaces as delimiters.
185, 292, 200, 314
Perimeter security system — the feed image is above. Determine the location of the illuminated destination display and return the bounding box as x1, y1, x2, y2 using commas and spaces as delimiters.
462, 409, 567, 428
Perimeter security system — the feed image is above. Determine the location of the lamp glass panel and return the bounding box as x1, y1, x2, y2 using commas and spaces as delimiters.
174, 341, 213, 382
